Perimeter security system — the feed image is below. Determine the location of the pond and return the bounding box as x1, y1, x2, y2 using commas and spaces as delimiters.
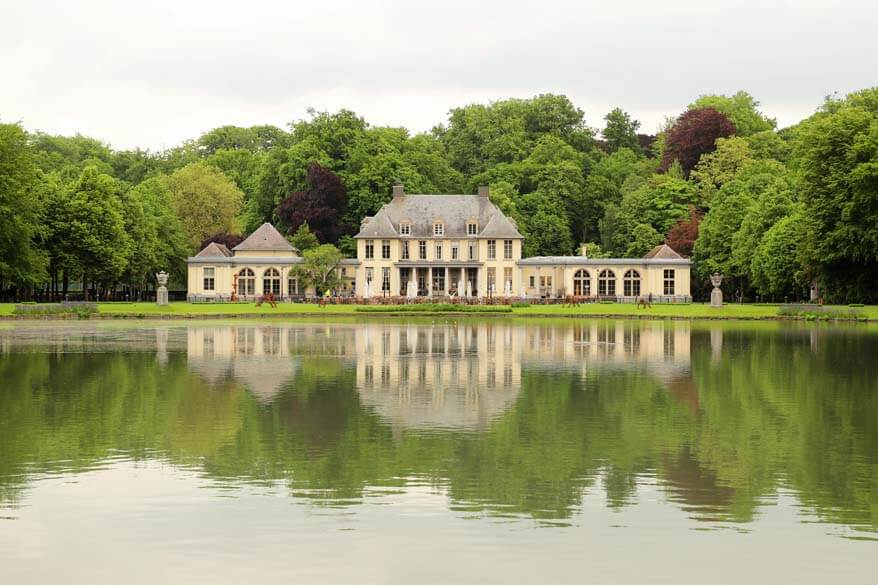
0, 320, 876, 584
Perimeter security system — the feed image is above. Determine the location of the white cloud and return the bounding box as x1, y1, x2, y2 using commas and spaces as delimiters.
2, 0, 876, 149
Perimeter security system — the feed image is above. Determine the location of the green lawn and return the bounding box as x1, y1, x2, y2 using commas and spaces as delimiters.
2, 301, 878, 321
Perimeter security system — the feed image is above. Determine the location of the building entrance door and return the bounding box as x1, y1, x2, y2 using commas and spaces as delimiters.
466, 267, 478, 297
432, 268, 445, 295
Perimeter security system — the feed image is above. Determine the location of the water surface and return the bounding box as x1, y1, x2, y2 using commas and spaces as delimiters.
0, 320, 876, 584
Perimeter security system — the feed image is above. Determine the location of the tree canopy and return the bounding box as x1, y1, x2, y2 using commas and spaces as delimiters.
3, 86, 878, 302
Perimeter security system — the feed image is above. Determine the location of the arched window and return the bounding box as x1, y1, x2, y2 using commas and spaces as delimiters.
573, 269, 591, 296
263, 268, 280, 296
237, 268, 255, 296
598, 269, 616, 297
623, 269, 641, 297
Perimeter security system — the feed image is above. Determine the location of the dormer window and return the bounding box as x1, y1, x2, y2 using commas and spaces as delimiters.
467, 221, 478, 236
399, 221, 411, 236
433, 222, 444, 236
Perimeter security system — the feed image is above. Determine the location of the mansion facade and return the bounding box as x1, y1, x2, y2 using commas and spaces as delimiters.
186, 185, 691, 301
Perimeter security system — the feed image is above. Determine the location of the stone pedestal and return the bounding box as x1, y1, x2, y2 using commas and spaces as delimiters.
709, 273, 723, 308
156, 271, 169, 306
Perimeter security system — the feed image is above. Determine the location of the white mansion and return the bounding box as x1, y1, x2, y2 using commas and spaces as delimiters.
187, 185, 691, 301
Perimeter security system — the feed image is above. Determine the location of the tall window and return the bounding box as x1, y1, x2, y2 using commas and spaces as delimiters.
623, 269, 641, 297
382, 267, 391, 292
504, 267, 512, 292
432, 269, 445, 292
664, 269, 675, 295
399, 222, 411, 236
433, 222, 444, 236
381, 239, 391, 259
451, 242, 459, 260
529, 275, 535, 288
203, 267, 215, 291
468, 242, 477, 260
365, 267, 373, 284
487, 240, 496, 259
435, 243, 443, 260
237, 268, 255, 296
401, 240, 410, 260
365, 240, 374, 259
288, 276, 299, 296
573, 269, 590, 296
467, 221, 478, 236
263, 268, 281, 295
487, 268, 496, 293
598, 269, 616, 296
504, 240, 513, 259
418, 240, 427, 260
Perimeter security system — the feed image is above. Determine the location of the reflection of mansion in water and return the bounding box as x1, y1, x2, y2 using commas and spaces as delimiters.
187, 322, 692, 428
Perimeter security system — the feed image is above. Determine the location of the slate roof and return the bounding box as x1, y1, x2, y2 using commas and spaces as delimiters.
233, 223, 294, 252
643, 244, 684, 260
194, 242, 233, 258
355, 194, 523, 239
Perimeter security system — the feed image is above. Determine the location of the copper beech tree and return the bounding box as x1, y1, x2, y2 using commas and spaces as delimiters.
660, 107, 736, 177
275, 162, 347, 243
665, 206, 702, 257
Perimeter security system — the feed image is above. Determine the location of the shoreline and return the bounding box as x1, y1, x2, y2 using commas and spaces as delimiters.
2, 309, 876, 323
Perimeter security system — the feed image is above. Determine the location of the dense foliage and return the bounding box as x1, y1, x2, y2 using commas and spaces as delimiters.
2, 87, 877, 301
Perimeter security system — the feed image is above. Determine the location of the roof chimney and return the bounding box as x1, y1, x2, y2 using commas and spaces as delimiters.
392, 183, 405, 198
477, 185, 490, 197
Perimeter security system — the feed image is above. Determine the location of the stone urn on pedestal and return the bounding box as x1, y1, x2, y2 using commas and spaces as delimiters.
710, 273, 723, 308
156, 271, 169, 306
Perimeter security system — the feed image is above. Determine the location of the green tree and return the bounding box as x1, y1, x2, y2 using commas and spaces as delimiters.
691, 181, 753, 278
579, 242, 613, 258
750, 209, 807, 297
0, 123, 48, 290
729, 177, 795, 281
435, 94, 595, 178
794, 87, 878, 302
606, 175, 696, 255
251, 137, 330, 230
602, 108, 641, 154
297, 244, 343, 294
690, 136, 753, 204
745, 130, 791, 162
626, 223, 663, 256
488, 181, 523, 227
123, 177, 189, 289
289, 221, 320, 252
29, 132, 114, 178
63, 167, 131, 295
197, 124, 290, 155
167, 162, 244, 251
690, 91, 776, 136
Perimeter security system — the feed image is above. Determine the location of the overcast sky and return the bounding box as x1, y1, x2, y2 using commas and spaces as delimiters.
2, 0, 876, 151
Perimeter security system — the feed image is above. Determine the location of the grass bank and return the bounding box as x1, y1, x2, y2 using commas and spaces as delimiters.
355, 304, 511, 314
2, 301, 877, 321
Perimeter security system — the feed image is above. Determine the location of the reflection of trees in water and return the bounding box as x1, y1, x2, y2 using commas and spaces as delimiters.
0, 323, 875, 534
